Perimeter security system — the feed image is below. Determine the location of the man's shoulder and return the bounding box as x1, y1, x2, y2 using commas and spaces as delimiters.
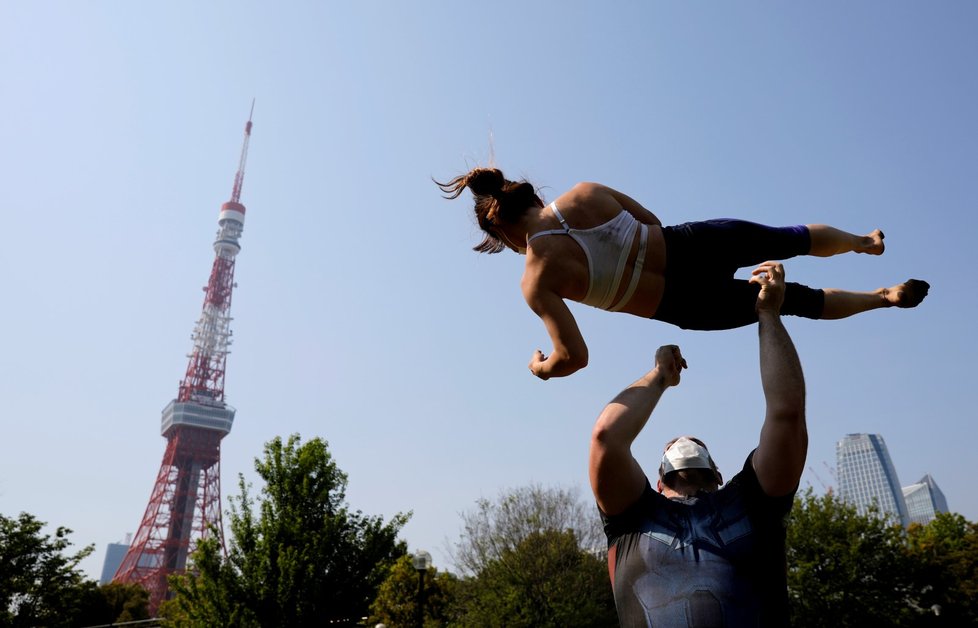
599, 480, 670, 537
722, 450, 796, 517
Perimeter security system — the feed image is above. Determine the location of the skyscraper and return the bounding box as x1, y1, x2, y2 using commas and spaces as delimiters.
99, 537, 130, 585
902, 474, 949, 526
836, 433, 910, 527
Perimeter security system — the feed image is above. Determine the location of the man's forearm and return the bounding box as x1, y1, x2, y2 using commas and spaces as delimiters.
591, 347, 685, 515
758, 311, 805, 415
594, 368, 669, 445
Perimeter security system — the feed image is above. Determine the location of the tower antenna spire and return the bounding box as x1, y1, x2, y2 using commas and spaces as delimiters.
230, 99, 254, 204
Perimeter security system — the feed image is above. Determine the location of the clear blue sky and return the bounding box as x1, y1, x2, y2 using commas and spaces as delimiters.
1, 2, 975, 580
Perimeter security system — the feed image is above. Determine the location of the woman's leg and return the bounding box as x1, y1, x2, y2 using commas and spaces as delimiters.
820, 279, 930, 319
807, 225, 885, 257
667, 220, 884, 271
653, 276, 929, 328
666, 220, 813, 271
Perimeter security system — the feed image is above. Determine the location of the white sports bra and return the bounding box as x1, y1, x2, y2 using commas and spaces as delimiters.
528, 202, 648, 311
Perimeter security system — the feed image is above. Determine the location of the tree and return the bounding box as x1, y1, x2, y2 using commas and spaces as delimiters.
73, 581, 150, 626
0, 512, 149, 626
160, 536, 255, 626
99, 581, 151, 620
0, 512, 94, 628
448, 484, 616, 627
905, 512, 978, 625
786, 489, 919, 627
451, 484, 605, 576
453, 528, 616, 627
368, 553, 459, 627
161, 434, 409, 627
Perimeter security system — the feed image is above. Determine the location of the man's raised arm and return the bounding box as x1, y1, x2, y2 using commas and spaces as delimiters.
749, 262, 808, 497
589, 345, 687, 515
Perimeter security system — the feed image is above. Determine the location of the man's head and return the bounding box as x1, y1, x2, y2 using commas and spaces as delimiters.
657, 436, 723, 496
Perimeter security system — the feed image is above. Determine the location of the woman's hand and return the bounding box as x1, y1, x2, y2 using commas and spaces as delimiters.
528, 350, 549, 380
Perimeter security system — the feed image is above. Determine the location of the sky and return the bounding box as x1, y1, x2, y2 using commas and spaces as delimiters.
1, 2, 975, 581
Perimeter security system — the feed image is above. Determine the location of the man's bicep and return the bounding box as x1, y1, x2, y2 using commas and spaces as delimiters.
590, 408, 650, 515
592, 455, 647, 516
753, 411, 808, 497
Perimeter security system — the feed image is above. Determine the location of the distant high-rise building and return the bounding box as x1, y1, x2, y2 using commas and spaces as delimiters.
902, 474, 949, 526
99, 535, 131, 585
836, 433, 910, 527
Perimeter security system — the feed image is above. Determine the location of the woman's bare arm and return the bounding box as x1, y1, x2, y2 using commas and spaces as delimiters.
522, 278, 589, 379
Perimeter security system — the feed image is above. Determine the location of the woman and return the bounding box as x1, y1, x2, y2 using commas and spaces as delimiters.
437, 167, 929, 379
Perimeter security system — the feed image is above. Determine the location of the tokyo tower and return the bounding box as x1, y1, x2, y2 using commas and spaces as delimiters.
114, 107, 254, 611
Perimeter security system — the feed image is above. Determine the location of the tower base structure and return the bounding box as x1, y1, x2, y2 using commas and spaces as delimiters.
113, 401, 233, 611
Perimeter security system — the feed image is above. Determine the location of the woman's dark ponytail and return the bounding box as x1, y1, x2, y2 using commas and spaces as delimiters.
436, 167, 541, 253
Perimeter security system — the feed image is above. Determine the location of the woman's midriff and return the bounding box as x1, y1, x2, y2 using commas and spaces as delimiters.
615, 224, 667, 317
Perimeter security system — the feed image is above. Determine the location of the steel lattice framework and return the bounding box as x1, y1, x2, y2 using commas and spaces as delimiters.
114, 107, 254, 613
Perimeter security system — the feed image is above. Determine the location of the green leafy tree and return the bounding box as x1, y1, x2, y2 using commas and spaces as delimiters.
453, 528, 616, 627
73, 581, 150, 626
451, 484, 605, 575
448, 484, 615, 627
368, 553, 459, 627
95, 582, 150, 621
905, 512, 978, 625
162, 434, 409, 627
0, 512, 95, 628
786, 489, 919, 627
160, 535, 256, 626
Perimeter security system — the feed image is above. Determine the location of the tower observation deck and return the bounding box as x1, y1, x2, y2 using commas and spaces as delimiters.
113, 107, 254, 612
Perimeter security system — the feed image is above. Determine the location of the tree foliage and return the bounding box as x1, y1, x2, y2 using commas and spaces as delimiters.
99, 582, 150, 621
368, 553, 459, 628
786, 489, 919, 627
447, 485, 616, 627
160, 535, 254, 626
453, 528, 616, 627
161, 434, 409, 627
905, 512, 978, 624
451, 483, 605, 576
0, 512, 94, 627
74, 581, 150, 626
0, 511, 149, 627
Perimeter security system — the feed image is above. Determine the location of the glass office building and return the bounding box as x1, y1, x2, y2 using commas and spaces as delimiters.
836, 433, 910, 527
99, 541, 130, 585
902, 474, 949, 526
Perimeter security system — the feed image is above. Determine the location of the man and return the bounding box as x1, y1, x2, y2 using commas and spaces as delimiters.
589, 261, 806, 627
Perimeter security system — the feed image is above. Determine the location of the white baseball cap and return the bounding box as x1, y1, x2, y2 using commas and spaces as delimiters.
660, 437, 714, 475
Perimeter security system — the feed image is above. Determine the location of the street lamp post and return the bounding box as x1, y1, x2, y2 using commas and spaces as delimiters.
411, 550, 432, 628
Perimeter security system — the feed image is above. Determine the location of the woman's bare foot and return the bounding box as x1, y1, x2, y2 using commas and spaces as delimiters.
858, 229, 885, 255
883, 279, 930, 307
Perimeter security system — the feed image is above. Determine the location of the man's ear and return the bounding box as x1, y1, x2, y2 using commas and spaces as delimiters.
656, 478, 664, 493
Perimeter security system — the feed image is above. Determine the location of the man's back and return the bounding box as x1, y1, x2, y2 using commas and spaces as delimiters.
601, 455, 794, 627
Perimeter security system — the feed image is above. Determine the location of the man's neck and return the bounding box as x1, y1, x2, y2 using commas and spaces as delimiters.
661, 484, 718, 500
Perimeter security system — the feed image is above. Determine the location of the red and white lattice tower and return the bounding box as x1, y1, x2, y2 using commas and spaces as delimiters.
114, 107, 254, 612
